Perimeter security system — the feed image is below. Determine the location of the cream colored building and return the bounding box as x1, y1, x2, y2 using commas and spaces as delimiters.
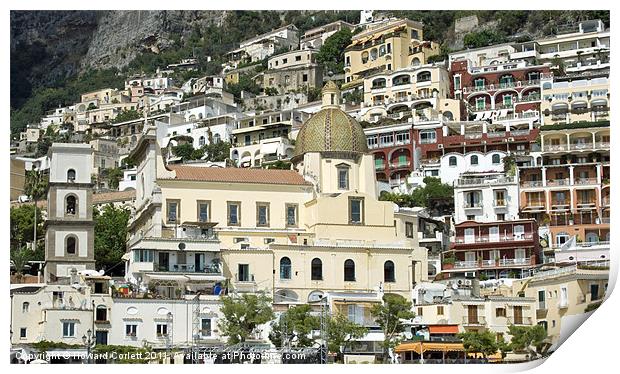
540, 71, 609, 125
359, 65, 461, 122
125, 82, 428, 309
512, 264, 608, 348
343, 19, 440, 88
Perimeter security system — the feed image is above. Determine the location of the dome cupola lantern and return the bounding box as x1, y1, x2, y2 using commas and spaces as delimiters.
292, 82, 368, 163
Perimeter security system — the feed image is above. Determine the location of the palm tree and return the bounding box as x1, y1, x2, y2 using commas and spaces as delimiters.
24, 166, 48, 250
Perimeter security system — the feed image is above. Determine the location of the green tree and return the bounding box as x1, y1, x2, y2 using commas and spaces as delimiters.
316, 29, 353, 74
463, 30, 506, 49
93, 204, 130, 275
410, 177, 454, 208
327, 313, 368, 362
202, 141, 231, 162
10, 246, 35, 276
218, 292, 275, 344
507, 325, 549, 359
10, 204, 43, 249
112, 109, 142, 124
106, 167, 124, 190
269, 304, 319, 348
227, 74, 262, 103
457, 329, 498, 359
172, 143, 200, 161
371, 294, 415, 363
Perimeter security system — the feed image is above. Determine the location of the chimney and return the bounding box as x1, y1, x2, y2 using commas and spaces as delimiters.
471, 277, 481, 298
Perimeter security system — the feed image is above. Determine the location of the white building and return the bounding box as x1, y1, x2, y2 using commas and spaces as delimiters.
118, 168, 137, 191
453, 171, 520, 224
300, 20, 354, 50
440, 151, 508, 186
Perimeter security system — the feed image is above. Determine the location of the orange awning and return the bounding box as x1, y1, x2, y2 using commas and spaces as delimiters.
429, 325, 460, 334
395, 342, 465, 354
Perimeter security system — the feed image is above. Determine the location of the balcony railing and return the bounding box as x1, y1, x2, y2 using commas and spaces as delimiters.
508, 317, 533, 325
463, 202, 483, 209
597, 142, 610, 149
463, 80, 540, 95
157, 263, 222, 274
390, 161, 411, 169
521, 181, 543, 188
547, 178, 571, 186
457, 176, 515, 187
544, 144, 569, 151
510, 129, 531, 137
494, 200, 508, 207
575, 178, 597, 185
454, 261, 478, 269
462, 316, 486, 326
525, 200, 545, 207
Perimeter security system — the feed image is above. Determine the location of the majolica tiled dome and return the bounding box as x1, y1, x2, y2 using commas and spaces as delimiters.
292, 82, 368, 162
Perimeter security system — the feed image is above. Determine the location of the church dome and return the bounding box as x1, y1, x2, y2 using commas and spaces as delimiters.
292, 82, 368, 162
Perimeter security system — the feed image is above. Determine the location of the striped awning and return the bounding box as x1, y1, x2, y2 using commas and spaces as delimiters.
395, 341, 465, 354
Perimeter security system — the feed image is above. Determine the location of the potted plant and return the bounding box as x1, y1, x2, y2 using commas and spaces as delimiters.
442, 255, 456, 270
568, 213, 574, 225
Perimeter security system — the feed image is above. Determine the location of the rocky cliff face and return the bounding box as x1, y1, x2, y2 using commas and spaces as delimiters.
81, 10, 228, 70
10, 10, 229, 107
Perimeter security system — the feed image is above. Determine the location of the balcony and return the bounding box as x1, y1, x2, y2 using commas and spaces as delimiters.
493, 200, 508, 208
390, 161, 411, 169
157, 263, 222, 274
463, 80, 541, 95
508, 316, 533, 325
456, 176, 515, 187
510, 129, 531, 137
499, 258, 531, 266
544, 144, 569, 152
463, 201, 483, 209
596, 142, 610, 149
521, 181, 543, 188
575, 178, 597, 186
454, 261, 478, 269
547, 178, 571, 187
462, 316, 486, 326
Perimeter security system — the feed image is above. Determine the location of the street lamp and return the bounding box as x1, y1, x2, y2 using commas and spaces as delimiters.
82, 329, 95, 364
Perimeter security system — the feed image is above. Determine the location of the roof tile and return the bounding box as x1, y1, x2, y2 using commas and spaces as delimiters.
166, 166, 310, 186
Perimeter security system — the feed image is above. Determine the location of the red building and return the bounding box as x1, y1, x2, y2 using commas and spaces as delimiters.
365, 122, 414, 186
441, 219, 541, 279
450, 59, 549, 121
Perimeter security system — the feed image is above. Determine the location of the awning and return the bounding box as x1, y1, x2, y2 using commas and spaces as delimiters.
591, 99, 608, 106
181, 221, 219, 228
260, 142, 280, 155
395, 341, 465, 354
429, 325, 459, 334
144, 274, 188, 282
185, 274, 226, 282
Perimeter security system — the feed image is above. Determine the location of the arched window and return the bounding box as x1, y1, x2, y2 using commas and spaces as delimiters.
311, 258, 323, 281
370, 48, 378, 61
471, 155, 479, 165
344, 259, 356, 282
542, 82, 552, 90
22, 302, 29, 313
96, 305, 108, 322
66, 195, 76, 215
411, 57, 420, 67
67, 169, 76, 182
492, 154, 501, 164
199, 136, 206, 146
585, 232, 599, 243
449, 156, 457, 167
66, 236, 77, 255
280, 257, 292, 280
384, 260, 395, 283
213, 134, 221, 143
361, 51, 369, 64
417, 71, 431, 82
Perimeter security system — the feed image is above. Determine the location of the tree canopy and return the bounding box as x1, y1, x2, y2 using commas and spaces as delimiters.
202, 141, 231, 162
327, 312, 368, 362
269, 304, 319, 348
10, 204, 44, 248
457, 329, 499, 358
112, 109, 142, 124
316, 29, 353, 74
93, 203, 130, 275
507, 325, 549, 358
371, 294, 415, 362
379, 177, 453, 209
218, 292, 275, 344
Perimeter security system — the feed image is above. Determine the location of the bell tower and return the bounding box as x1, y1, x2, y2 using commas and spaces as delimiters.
44, 143, 96, 283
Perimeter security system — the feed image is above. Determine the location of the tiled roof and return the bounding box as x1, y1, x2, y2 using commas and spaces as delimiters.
166, 166, 310, 186
93, 190, 136, 204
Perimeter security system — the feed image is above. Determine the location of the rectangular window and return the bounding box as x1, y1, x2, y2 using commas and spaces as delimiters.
134, 249, 154, 263
201, 318, 212, 337
302, 74, 308, 82
62, 322, 75, 337
166, 200, 179, 223
156, 323, 168, 336
256, 202, 270, 227
405, 222, 414, 238
238, 264, 250, 282
454, 75, 461, 90
20, 328, 27, 338
125, 324, 137, 337
437, 306, 444, 315
286, 204, 298, 227
417, 307, 423, 316
338, 168, 349, 190
227, 201, 241, 226
349, 197, 364, 224
197, 201, 211, 222
496, 308, 506, 317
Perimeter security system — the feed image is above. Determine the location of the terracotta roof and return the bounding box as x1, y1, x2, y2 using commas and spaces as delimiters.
93, 190, 136, 204
166, 166, 310, 186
